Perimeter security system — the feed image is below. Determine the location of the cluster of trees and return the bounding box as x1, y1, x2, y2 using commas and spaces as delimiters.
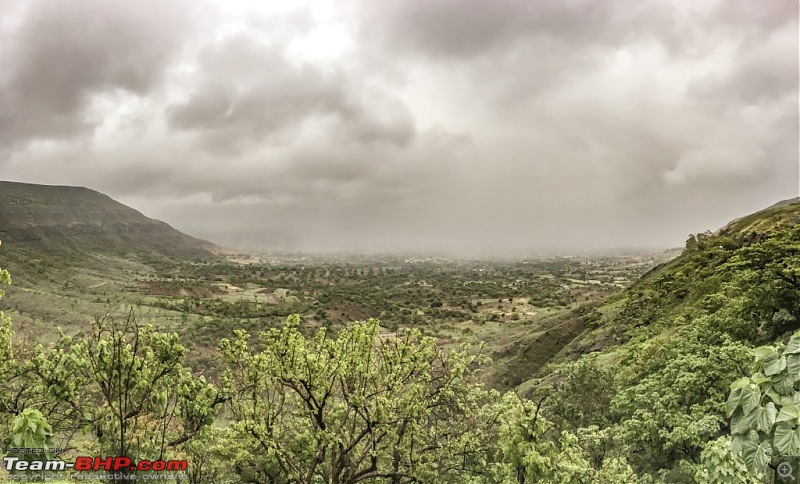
0, 311, 774, 483
3, 309, 780, 483
556, 223, 800, 481
0, 307, 639, 481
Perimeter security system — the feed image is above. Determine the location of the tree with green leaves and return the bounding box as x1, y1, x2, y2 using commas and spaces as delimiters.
695, 436, 760, 483
0, 245, 63, 469
181, 427, 245, 484
30, 311, 226, 468
546, 355, 616, 434
0, 243, 12, 369
728, 332, 800, 475
722, 224, 800, 339
495, 392, 635, 483
221, 315, 501, 483
5, 409, 57, 478
612, 320, 752, 478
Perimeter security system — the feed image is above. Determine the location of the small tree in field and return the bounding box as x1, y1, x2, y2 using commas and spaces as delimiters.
221, 315, 502, 483
31, 311, 226, 467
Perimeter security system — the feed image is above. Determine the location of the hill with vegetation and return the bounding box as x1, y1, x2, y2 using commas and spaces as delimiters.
0, 181, 218, 274
496, 198, 800, 388
493, 197, 800, 480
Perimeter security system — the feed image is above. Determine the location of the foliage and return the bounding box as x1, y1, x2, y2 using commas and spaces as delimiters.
0, 241, 11, 368
546, 355, 616, 433
694, 436, 760, 483
29, 312, 225, 462
612, 321, 752, 476
6, 409, 57, 477
221, 315, 501, 483
0, 240, 21, 444
1, 200, 799, 482
722, 224, 800, 339
728, 332, 800, 474
495, 392, 636, 483
9, 408, 55, 453
181, 427, 245, 484
0, 241, 10, 295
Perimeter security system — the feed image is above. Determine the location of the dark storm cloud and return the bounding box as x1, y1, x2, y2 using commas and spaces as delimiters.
356, 0, 687, 60
0, 0, 203, 146
357, 0, 795, 63
357, 0, 534, 58
0, 0, 797, 256
168, 34, 353, 152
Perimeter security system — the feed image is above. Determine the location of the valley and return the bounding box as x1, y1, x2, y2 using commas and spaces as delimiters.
0, 244, 668, 391
1, 182, 799, 482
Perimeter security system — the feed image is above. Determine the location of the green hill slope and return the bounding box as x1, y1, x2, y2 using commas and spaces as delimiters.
597, 197, 800, 344
0, 181, 223, 340
506, 198, 800, 379
0, 181, 219, 269
501, 198, 800, 480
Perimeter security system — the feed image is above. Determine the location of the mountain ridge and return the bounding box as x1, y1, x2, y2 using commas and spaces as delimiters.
0, 180, 220, 265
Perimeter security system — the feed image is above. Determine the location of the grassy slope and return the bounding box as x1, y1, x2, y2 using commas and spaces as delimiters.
0, 181, 218, 270
0, 181, 222, 340
504, 199, 800, 394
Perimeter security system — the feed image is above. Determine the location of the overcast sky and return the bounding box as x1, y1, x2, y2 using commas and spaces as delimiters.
0, 0, 797, 256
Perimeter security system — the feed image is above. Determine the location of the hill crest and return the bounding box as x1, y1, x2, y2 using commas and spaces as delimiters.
0, 180, 219, 263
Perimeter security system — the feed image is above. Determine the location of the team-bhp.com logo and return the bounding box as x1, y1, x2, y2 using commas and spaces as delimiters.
4, 455, 187, 473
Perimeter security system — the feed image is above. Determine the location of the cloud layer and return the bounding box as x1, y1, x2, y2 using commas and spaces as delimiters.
1, 0, 797, 255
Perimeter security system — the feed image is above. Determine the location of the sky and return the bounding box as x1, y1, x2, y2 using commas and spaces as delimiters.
0, 0, 797, 256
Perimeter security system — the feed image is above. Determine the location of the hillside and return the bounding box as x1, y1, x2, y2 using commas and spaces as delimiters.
489, 197, 800, 480
496, 198, 800, 389
599, 196, 800, 343
0, 181, 219, 269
